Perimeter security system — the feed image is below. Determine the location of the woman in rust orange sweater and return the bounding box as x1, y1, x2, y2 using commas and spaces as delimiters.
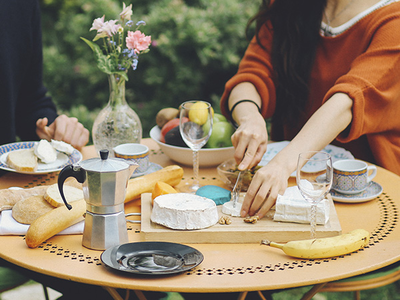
220, 0, 400, 218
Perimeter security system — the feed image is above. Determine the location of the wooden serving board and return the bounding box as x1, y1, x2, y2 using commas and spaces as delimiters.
140, 193, 342, 244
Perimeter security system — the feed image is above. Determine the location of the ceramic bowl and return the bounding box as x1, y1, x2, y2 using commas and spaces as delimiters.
149, 126, 235, 167
217, 158, 262, 191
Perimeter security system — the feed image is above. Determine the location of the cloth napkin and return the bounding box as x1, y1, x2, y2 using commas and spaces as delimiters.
0, 210, 84, 235
273, 186, 330, 225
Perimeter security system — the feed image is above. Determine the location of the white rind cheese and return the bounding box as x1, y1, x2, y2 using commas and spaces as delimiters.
51, 140, 75, 155
34, 139, 57, 164
151, 193, 218, 230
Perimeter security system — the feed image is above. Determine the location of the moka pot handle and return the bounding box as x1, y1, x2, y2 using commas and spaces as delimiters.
57, 165, 86, 210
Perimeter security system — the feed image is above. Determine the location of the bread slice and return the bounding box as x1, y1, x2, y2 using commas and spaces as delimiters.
12, 195, 54, 224
34, 139, 57, 164
6, 149, 38, 172
44, 184, 84, 208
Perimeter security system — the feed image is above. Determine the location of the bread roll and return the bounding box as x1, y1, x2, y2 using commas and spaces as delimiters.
6, 149, 38, 172
26, 199, 86, 248
44, 184, 84, 207
12, 195, 54, 224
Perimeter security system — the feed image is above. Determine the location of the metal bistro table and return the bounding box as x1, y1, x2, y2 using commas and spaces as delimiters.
0, 139, 399, 298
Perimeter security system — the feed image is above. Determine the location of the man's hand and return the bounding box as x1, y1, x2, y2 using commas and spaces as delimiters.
36, 115, 89, 150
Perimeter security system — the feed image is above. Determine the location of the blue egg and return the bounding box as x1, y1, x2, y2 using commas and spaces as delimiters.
195, 185, 231, 205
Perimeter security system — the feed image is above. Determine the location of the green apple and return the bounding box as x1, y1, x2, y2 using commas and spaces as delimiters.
202, 113, 229, 135
206, 121, 234, 148
213, 113, 228, 123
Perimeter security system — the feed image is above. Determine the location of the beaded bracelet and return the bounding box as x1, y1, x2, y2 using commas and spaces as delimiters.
229, 99, 261, 116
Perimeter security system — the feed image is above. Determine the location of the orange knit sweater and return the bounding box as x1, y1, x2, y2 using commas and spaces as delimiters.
220, 2, 400, 175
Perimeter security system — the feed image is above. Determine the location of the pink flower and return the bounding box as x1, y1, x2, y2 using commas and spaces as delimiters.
98, 20, 120, 37
90, 15, 105, 31
126, 30, 151, 54
120, 3, 133, 21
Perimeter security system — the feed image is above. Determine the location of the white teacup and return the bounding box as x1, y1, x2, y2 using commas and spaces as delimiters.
332, 159, 377, 194
113, 143, 149, 174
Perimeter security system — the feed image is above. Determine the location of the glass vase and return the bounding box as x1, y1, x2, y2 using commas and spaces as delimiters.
92, 74, 142, 156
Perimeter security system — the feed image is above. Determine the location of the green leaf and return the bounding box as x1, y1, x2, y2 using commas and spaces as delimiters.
81, 37, 114, 74
114, 71, 129, 81
80, 37, 97, 52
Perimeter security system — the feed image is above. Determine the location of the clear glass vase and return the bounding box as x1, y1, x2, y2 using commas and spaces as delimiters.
92, 73, 142, 156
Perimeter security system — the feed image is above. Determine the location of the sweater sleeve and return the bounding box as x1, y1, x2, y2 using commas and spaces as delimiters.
220, 23, 277, 122
15, 0, 58, 141
323, 10, 400, 143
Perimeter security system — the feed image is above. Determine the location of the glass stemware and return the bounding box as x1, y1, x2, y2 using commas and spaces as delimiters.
296, 151, 333, 239
179, 100, 213, 193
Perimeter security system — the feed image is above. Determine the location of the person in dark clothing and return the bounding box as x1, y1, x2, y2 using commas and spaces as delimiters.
0, 0, 89, 149
0, 1, 97, 299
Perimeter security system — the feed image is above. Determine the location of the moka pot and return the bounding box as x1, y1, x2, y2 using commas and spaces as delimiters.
58, 149, 137, 250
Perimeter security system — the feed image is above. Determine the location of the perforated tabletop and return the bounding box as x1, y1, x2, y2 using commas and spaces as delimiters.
0, 140, 398, 293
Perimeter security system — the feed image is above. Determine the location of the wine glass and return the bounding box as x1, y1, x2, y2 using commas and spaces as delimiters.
179, 100, 213, 193
296, 151, 333, 239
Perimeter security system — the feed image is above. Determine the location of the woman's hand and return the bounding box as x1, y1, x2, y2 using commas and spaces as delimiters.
231, 112, 268, 170
36, 115, 90, 150
240, 156, 292, 218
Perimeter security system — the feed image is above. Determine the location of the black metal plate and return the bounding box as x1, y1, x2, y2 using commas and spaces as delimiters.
101, 241, 203, 275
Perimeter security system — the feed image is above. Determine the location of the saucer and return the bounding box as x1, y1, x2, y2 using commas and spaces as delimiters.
130, 162, 162, 178
330, 181, 383, 203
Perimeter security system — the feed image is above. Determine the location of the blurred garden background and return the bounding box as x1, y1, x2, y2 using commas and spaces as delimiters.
39, 0, 259, 143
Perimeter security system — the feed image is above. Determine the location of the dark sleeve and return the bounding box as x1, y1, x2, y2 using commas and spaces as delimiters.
15, 0, 58, 141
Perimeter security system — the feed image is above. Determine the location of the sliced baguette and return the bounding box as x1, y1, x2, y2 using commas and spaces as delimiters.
125, 165, 183, 203
12, 195, 54, 224
6, 149, 38, 172
44, 184, 84, 208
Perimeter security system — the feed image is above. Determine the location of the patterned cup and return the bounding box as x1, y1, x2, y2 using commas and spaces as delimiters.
113, 143, 149, 174
332, 159, 377, 194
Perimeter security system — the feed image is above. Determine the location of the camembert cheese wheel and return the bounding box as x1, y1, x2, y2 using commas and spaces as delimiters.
151, 193, 218, 230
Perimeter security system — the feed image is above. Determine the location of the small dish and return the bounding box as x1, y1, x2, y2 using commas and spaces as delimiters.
330, 181, 383, 203
217, 158, 259, 191
101, 241, 203, 275
130, 162, 162, 178
0, 141, 82, 174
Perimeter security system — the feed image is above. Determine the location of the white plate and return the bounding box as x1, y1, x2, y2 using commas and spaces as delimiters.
0, 141, 82, 174
259, 141, 355, 176
130, 162, 162, 178
331, 181, 383, 203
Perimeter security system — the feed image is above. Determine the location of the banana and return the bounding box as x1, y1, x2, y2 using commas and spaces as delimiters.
261, 229, 370, 259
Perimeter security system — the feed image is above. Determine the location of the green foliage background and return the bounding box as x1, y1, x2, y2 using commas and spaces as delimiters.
39, 0, 259, 142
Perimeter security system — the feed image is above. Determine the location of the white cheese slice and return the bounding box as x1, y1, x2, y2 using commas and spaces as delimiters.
34, 140, 57, 164
273, 186, 330, 225
51, 140, 75, 155
222, 201, 242, 217
151, 193, 219, 230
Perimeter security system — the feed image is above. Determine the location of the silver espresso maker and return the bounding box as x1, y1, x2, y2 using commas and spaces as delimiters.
58, 149, 137, 250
